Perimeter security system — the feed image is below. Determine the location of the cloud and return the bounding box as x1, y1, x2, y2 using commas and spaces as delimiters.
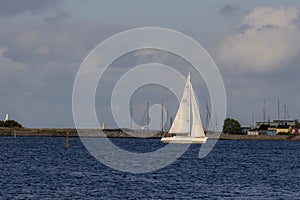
214, 7, 300, 73
43, 9, 70, 23
0, 47, 7, 56
34, 46, 51, 55
0, 20, 124, 66
0, 57, 25, 71
0, 0, 60, 17
220, 4, 240, 15
0, 46, 25, 70
0, 46, 26, 83
133, 49, 171, 64
0, 19, 127, 127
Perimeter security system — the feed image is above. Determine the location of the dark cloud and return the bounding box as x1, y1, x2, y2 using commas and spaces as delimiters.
220, 4, 240, 14
0, 19, 127, 127
0, 0, 60, 17
257, 24, 277, 31
291, 15, 300, 27
237, 24, 252, 33
0, 21, 124, 65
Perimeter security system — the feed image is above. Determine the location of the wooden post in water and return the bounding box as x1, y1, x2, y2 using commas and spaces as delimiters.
66, 131, 69, 149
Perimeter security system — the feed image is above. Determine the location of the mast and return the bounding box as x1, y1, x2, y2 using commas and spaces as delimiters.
165, 111, 169, 132
215, 114, 218, 131
252, 111, 254, 128
205, 101, 211, 130
263, 100, 266, 122
141, 102, 150, 130
161, 101, 164, 133
169, 116, 173, 132
189, 73, 191, 136
130, 101, 133, 129
284, 104, 287, 120
277, 100, 280, 120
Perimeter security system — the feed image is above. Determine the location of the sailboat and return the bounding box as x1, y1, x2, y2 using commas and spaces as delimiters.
4, 113, 9, 122
161, 73, 207, 144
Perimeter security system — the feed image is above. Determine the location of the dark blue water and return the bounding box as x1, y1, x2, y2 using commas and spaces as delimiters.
1, 137, 300, 199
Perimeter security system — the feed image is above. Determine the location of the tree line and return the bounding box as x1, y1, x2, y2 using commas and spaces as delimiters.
222, 118, 241, 134
222, 118, 300, 134
0, 120, 22, 128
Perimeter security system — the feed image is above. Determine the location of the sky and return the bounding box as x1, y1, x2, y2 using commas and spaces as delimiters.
1, 0, 300, 128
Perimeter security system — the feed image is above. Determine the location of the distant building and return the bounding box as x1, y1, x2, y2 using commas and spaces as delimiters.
256, 120, 296, 129
276, 125, 291, 134
241, 126, 252, 134
256, 119, 296, 135
267, 126, 276, 131
247, 130, 259, 135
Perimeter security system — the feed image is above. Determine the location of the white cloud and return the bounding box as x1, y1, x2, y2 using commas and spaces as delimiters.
240, 7, 298, 29
0, 0, 60, 17
0, 47, 7, 56
0, 46, 25, 71
214, 7, 300, 73
35, 46, 51, 55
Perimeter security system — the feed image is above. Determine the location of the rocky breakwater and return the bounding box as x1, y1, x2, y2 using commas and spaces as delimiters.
0, 128, 163, 138
2, 128, 300, 140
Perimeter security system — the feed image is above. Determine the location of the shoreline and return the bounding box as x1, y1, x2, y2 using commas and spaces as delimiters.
1, 128, 300, 140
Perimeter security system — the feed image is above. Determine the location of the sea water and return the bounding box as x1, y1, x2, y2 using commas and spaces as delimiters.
1, 137, 300, 199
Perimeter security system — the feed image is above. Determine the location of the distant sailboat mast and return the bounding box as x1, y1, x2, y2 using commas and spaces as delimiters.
141, 102, 150, 130
161, 101, 164, 133
130, 101, 133, 130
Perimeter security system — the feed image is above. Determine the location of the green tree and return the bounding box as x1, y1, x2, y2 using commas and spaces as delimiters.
3, 120, 22, 128
295, 119, 300, 129
223, 118, 241, 134
0, 120, 3, 127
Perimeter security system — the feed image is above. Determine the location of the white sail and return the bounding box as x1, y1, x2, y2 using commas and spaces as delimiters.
169, 73, 190, 134
4, 113, 9, 122
190, 84, 205, 137
161, 72, 207, 144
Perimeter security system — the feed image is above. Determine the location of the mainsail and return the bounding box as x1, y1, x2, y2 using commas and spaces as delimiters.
4, 113, 9, 122
168, 73, 191, 134
168, 73, 205, 138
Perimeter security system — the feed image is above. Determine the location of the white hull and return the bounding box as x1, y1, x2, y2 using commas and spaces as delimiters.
161, 136, 207, 144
